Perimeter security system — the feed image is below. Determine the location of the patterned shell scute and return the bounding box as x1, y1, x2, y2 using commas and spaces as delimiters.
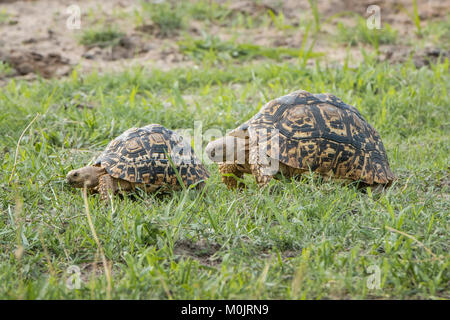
95, 124, 209, 186
231, 90, 395, 185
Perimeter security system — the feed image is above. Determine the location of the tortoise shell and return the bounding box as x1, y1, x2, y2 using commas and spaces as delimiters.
229, 90, 395, 185
95, 124, 209, 187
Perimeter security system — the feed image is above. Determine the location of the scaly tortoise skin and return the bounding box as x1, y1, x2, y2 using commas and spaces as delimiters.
67, 124, 210, 200
205, 90, 395, 188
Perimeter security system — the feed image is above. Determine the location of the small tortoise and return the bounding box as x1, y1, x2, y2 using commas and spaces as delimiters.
67, 124, 209, 200
205, 90, 395, 189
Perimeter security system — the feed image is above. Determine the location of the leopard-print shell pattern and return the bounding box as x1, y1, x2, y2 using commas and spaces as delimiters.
229, 90, 395, 185
95, 124, 209, 188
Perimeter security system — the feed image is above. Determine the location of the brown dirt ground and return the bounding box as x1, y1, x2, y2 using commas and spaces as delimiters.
174, 239, 222, 267
0, 0, 448, 84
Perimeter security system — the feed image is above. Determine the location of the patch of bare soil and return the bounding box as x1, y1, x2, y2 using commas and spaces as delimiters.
0, 0, 193, 83
380, 46, 449, 68
78, 260, 115, 283
253, 0, 449, 65
2, 50, 72, 78
259, 249, 298, 260
227, 0, 279, 17
0, 0, 448, 84
81, 35, 152, 61
173, 239, 221, 267
281, 0, 449, 22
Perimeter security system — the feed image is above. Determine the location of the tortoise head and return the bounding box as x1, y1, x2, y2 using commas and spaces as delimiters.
66, 165, 106, 188
205, 135, 248, 164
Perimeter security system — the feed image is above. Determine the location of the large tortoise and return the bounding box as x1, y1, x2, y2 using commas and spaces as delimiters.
205, 90, 395, 189
67, 124, 209, 200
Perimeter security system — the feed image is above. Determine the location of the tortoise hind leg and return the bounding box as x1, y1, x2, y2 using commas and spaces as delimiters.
99, 174, 118, 201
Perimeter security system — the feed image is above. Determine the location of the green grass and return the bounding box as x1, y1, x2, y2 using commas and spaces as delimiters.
187, 0, 231, 23
140, 1, 184, 37
0, 7, 449, 299
79, 28, 124, 48
0, 55, 448, 299
410, 0, 422, 35
267, 9, 294, 31
337, 18, 398, 50
308, 0, 321, 33
178, 35, 310, 65
0, 61, 13, 77
422, 16, 450, 49
136, 0, 279, 32
0, 9, 10, 25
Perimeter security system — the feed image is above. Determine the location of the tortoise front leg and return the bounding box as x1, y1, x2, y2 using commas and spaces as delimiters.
219, 164, 245, 189
247, 135, 274, 188
250, 164, 273, 188
98, 174, 118, 201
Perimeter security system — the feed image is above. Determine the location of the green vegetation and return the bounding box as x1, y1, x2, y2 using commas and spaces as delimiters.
410, 0, 422, 35
141, 1, 184, 36
0, 61, 13, 77
79, 28, 124, 48
178, 35, 309, 64
187, 0, 231, 22
1, 54, 448, 298
136, 0, 277, 32
0, 9, 13, 25
267, 10, 294, 31
337, 18, 398, 50
308, 0, 321, 33
422, 16, 450, 49
0, 1, 448, 300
